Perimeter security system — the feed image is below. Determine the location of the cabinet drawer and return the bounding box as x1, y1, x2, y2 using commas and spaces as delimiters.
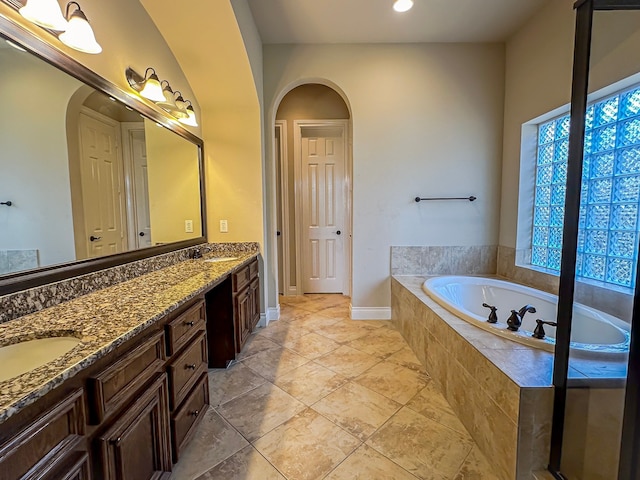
166, 300, 205, 356
0, 389, 85, 480
232, 265, 251, 293
249, 259, 259, 279
167, 332, 207, 410
43, 451, 91, 480
88, 331, 165, 424
171, 373, 209, 462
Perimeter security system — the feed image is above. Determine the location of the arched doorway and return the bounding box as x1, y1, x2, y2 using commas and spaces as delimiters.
274, 83, 352, 297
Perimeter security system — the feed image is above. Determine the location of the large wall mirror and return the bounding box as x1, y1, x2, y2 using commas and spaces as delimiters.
0, 16, 206, 295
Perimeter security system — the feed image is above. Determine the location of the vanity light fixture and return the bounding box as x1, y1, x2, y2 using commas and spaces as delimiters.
393, 0, 414, 12
155, 81, 189, 119
126, 67, 166, 102
58, 2, 101, 54
19, 0, 68, 31
179, 100, 199, 127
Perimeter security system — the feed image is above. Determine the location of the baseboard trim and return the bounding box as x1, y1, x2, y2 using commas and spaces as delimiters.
258, 313, 267, 328
267, 305, 280, 323
349, 305, 391, 320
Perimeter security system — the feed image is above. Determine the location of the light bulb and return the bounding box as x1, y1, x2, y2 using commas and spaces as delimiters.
58, 4, 101, 54
19, 0, 68, 31
393, 0, 414, 13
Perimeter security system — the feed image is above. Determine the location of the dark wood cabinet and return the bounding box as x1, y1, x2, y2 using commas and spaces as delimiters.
95, 375, 171, 480
206, 258, 260, 367
0, 389, 86, 480
170, 372, 209, 462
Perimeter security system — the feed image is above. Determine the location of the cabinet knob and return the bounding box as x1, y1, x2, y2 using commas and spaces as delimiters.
184, 321, 195, 327
190, 410, 199, 416
186, 363, 197, 370
110, 436, 122, 445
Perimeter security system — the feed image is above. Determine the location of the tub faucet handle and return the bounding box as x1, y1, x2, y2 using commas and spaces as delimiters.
532, 319, 558, 340
482, 303, 498, 324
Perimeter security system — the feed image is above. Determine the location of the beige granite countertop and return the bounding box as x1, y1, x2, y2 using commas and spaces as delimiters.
0, 248, 259, 423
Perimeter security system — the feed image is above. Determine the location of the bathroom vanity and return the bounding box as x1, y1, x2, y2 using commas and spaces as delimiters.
0, 248, 260, 480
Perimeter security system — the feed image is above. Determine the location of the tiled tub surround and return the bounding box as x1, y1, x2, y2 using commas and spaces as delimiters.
0, 244, 259, 423
0, 242, 259, 324
392, 275, 628, 479
391, 245, 498, 276
392, 275, 555, 480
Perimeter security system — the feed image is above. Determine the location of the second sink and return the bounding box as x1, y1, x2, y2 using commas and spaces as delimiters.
0, 337, 82, 382
204, 256, 239, 263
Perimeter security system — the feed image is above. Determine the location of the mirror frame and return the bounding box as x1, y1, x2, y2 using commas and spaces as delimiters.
0, 11, 207, 296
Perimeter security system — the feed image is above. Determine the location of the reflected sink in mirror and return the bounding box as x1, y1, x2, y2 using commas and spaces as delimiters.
0, 337, 82, 382
204, 257, 239, 263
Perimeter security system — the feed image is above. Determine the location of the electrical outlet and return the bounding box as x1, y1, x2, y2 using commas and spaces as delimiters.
185, 220, 193, 233
220, 219, 228, 233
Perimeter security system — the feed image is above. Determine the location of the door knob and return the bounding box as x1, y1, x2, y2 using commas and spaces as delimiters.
277, 231, 281, 236
139, 232, 145, 237
336, 230, 341, 235
89, 235, 102, 242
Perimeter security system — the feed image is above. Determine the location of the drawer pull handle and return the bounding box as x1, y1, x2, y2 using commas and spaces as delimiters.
190, 410, 199, 416
184, 321, 195, 327
111, 436, 122, 445
186, 364, 197, 370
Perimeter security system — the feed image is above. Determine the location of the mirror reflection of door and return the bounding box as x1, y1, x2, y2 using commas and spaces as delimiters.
122, 125, 152, 248
78, 109, 126, 258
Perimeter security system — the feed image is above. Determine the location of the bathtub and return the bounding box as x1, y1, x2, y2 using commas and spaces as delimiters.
423, 276, 630, 355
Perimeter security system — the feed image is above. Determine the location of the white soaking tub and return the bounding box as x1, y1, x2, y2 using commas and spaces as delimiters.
423, 276, 630, 355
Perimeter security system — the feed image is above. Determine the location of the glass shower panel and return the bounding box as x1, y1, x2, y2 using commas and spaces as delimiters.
559, 9, 640, 479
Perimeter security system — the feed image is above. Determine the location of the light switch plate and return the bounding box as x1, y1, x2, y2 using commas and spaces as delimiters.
220, 219, 228, 233
185, 220, 193, 233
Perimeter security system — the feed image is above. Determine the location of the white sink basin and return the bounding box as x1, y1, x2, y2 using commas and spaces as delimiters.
0, 337, 81, 382
204, 256, 239, 263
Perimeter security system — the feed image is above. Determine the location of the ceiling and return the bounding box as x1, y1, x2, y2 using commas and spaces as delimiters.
247, 0, 549, 44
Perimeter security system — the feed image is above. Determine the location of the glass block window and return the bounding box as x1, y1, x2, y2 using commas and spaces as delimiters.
532, 84, 640, 288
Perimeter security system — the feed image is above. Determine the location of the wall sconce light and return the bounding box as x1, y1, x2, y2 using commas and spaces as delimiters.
59, 2, 101, 54
18, 0, 101, 54
155, 81, 189, 119
125, 67, 198, 127
179, 101, 199, 127
126, 67, 165, 102
393, 0, 414, 12
19, 0, 68, 31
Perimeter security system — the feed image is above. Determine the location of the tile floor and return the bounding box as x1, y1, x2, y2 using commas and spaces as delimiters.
171, 294, 501, 480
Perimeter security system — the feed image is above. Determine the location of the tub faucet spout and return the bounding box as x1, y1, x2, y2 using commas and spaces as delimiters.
518, 304, 536, 319
507, 310, 522, 331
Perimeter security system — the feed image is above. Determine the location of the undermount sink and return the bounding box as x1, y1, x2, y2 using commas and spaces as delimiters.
204, 256, 239, 263
0, 337, 81, 382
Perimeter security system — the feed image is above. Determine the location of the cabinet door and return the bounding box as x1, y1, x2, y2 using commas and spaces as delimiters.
249, 278, 260, 331
95, 375, 171, 480
234, 288, 251, 352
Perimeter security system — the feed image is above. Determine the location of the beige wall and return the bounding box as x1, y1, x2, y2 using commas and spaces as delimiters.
276, 84, 351, 287
144, 119, 202, 245
0, 48, 82, 267
264, 43, 505, 310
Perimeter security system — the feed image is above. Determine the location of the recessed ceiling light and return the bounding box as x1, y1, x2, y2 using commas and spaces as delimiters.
393, 0, 414, 13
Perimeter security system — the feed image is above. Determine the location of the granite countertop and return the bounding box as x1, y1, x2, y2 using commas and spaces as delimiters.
0, 247, 259, 423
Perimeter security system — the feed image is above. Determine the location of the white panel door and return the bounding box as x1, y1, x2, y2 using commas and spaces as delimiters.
130, 129, 152, 248
79, 112, 125, 258
301, 134, 345, 293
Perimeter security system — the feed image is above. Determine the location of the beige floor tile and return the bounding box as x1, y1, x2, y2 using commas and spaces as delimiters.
290, 313, 342, 331
278, 307, 314, 323
241, 347, 309, 382
295, 294, 350, 312
170, 407, 249, 480
315, 345, 381, 378
194, 445, 285, 480
312, 382, 401, 441
351, 320, 390, 329
257, 321, 311, 345
366, 407, 474, 480
406, 380, 469, 435
453, 446, 501, 480
387, 346, 425, 371
324, 444, 418, 480
347, 329, 407, 358
314, 321, 374, 343
355, 361, 429, 405
274, 361, 348, 405
208, 362, 266, 407
254, 408, 361, 480
312, 304, 351, 320
217, 383, 306, 442
236, 333, 281, 361
281, 332, 341, 359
